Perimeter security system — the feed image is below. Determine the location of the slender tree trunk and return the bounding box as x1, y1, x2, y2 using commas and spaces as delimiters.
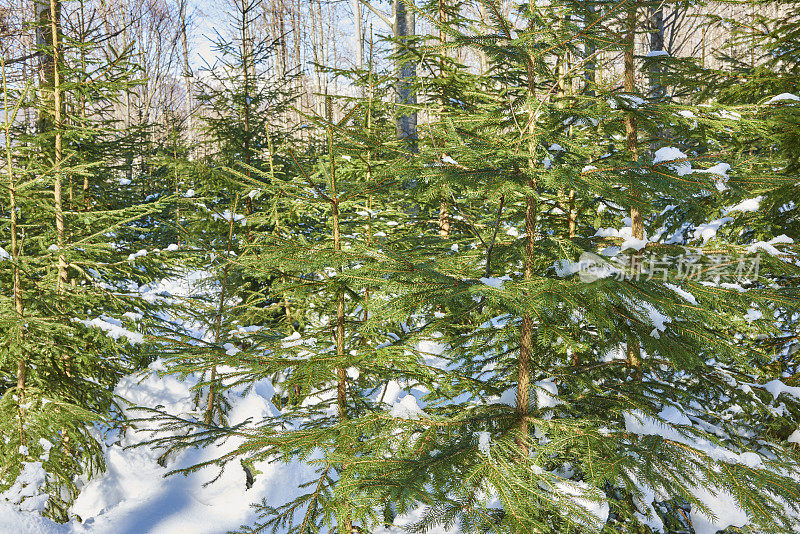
478, 2, 489, 75
205, 196, 239, 425
393, 0, 417, 146
624, 2, 643, 378
518, 190, 535, 458
352, 0, 363, 70
624, 4, 642, 241
648, 5, 664, 98
317, 0, 327, 101
279, 3, 288, 76
556, 32, 578, 239
437, 0, 450, 237
3, 60, 25, 409
648, 4, 666, 150
35, 0, 52, 133
360, 36, 375, 342
37, 0, 67, 291
584, 2, 597, 97
238, 0, 255, 214
516, 20, 539, 458
174, 144, 181, 245
79, 1, 91, 211
179, 0, 194, 154
568, 189, 576, 237
326, 97, 353, 534
309, 0, 324, 116
241, 0, 252, 168
291, 0, 301, 127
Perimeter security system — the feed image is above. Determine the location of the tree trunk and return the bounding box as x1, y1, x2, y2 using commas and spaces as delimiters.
478, 2, 489, 75
437, 0, 450, 237
310, 0, 325, 116
352, 0, 363, 70
393, 0, 417, 146
624, 2, 643, 379
624, 3, 642, 241
3, 60, 25, 410
37, 0, 67, 291
648, 5, 664, 99
584, 2, 597, 97
326, 98, 353, 534
179, 0, 194, 154
204, 196, 239, 425
516, 19, 539, 458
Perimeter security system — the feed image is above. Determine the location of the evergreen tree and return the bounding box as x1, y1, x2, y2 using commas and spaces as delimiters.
277, 1, 800, 532
0, 2, 173, 519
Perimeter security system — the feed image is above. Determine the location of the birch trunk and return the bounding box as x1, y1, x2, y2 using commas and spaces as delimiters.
352, 0, 363, 70
393, 0, 417, 145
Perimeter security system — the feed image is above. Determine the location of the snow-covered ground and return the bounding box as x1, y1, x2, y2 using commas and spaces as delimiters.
3, 267, 799, 534
1, 359, 460, 533
2, 358, 316, 534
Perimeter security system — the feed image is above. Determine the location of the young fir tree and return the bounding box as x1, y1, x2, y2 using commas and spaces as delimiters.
291, 0, 800, 532
129, 0, 316, 481
0, 1, 172, 520
141, 31, 438, 532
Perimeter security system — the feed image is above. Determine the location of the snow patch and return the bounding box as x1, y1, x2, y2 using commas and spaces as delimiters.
653, 147, 692, 176
390, 394, 428, 420
693, 217, 732, 243
479, 275, 511, 289
726, 196, 763, 214
476, 432, 491, 455
746, 234, 793, 256
79, 316, 144, 345
767, 93, 800, 104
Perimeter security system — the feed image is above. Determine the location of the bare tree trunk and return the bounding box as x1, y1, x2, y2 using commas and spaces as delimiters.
35, 0, 52, 134
309, 0, 324, 116
317, 0, 326, 101
352, 0, 363, 70
393, 0, 416, 146
278, 1, 288, 76
649, 5, 664, 98
478, 2, 488, 75
78, 0, 91, 210
179, 0, 194, 154
241, 0, 253, 168
292, 0, 301, 127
